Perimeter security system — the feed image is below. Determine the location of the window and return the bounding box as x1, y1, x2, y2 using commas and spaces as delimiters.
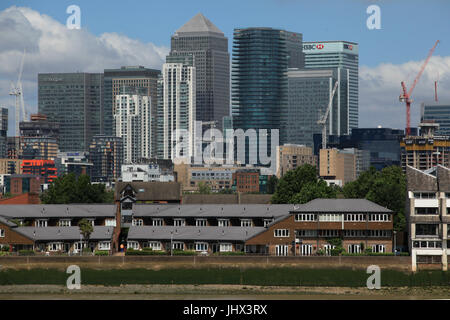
147, 241, 162, 251
36, 219, 47, 227
297, 229, 317, 237
319, 230, 339, 237
196, 219, 207, 227
368, 230, 391, 237
132, 219, 143, 226
263, 219, 273, 227
300, 244, 313, 256
413, 240, 442, 248
48, 242, 63, 251
153, 218, 163, 226
98, 241, 110, 250
172, 242, 184, 250
276, 245, 289, 256
195, 242, 208, 252
413, 192, 436, 199
344, 214, 365, 222
372, 244, 385, 253
174, 219, 185, 227
58, 219, 71, 227
127, 241, 139, 250
415, 208, 438, 215
295, 214, 317, 222
319, 214, 342, 222
416, 224, 439, 236
323, 244, 335, 256
218, 219, 230, 227
348, 244, 361, 254
0, 229, 4, 237
240, 219, 252, 227
274, 229, 290, 237
105, 219, 116, 227
220, 243, 233, 252
368, 214, 390, 222
344, 230, 365, 237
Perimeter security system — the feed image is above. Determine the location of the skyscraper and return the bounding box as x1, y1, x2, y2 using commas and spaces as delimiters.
114, 87, 152, 164
157, 57, 196, 161
104, 66, 160, 156
0, 108, 7, 158
287, 68, 349, 148
421, 102, 450, 136
303, 41, 359, 131
38, 73, 105, 152
169, 13, 229, 130
88, 135, 123, 183
232, 27, 304, 164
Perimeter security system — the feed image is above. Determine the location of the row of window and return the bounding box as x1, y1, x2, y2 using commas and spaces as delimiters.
45, 241, 110, 252
127, 241, 233, 252
293, 229, 392, 238
294, 213, 391, 222
33, 219, 116, 227
133, 218, 273, 227
275, 244, 386, 256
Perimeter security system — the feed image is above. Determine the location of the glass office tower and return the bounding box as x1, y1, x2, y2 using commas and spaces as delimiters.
38, 73, 104, 152
232, 27, 304, 165
303, 41, 359, 132
421, 102, 450, 136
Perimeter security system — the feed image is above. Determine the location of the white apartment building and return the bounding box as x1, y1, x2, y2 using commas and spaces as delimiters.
121, 164, 174, 182
158, 62, 196, 162
114, 94, 152, 164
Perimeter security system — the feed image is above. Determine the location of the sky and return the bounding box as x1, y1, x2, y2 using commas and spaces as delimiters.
0, 0, 449, 135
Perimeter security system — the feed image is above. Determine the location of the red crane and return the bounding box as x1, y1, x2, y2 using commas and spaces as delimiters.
399, 40, 440, 136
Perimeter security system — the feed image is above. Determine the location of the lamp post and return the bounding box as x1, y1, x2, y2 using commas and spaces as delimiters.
170, 231, 173, 256
393, 230, 397, 256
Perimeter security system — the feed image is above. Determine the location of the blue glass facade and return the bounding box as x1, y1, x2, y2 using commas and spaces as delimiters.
421, 102, 450, 136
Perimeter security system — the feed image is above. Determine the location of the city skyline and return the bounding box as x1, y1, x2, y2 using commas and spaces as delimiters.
0, 1, 449, 135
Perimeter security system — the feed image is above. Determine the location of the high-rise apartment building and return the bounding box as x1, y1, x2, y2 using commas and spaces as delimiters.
157, 59, 196, 161
421, 102, 450, 136
104, 66, 160, 156
232, 27, 304, 164
38, 73, 105, 152
88, 135, 123, 183
19, 114, 60, 160
319, 148, 357, 186
276, 144, 317, 178
287, 68, 349, 149
0, 108, 7, 158
114, 87, 152, 164
303, 41, 359, 131
169, 13, 229, 130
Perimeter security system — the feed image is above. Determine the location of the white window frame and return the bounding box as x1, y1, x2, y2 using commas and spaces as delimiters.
132, 218, 143, 226
105, 218, 117, 227
195, 242, 208, 252
295, 213, 317, 222
152, 218, 163, 226
348, 244, 361, 254
219, 243, 233, 252
218, 219, 230, 227
98, 241, 111, 251
263, 219, 273, 227
274, 229, 290, 237
240, 219, 252, 227
172, 241, 184, 250
372, 244, 386, 253
127, 241, 139, 250
48, 242, 63, 251
36, 219, 48, 227
300, 244, 313, 256
147, 241, 162, 251
196, 219, 207, 227
174, 218, 186, 227
58, 219, 71, 227
275, 245, 289, 256
0, 229, 4, 237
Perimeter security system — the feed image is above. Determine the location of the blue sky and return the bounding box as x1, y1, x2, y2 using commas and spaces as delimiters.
0, 0, 449, 132
1, 0, 448, 67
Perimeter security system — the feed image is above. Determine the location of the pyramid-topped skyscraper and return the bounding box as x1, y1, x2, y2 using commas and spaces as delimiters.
169, 13, 230, 130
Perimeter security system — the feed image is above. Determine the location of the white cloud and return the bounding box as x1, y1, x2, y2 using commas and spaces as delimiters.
0, 6, 169, 135
359, 55, 450, 130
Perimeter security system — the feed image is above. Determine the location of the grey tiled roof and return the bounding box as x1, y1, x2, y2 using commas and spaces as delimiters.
291, 199, 392, 213
132, 204, 294, 218
14, 226, 114, 241
0, 215, 17, 227
127, 226, 266, 242
0, 204, 116, 218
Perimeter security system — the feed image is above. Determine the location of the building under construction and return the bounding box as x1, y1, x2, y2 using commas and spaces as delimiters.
400, 121, 450, 172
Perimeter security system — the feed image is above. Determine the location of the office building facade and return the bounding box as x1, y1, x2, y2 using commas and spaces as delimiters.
303, 41, 359, 131
232, 27, 304, 164
38, 73, 105, 152
287, 68, 349, 149
88, 135, 123, 183
169, 13, 229, 130
104, 66, 160, 156
157, 61, 196, 161
421, 102, 450, 136
114, 88, 152, 164
0, 108, 7, 158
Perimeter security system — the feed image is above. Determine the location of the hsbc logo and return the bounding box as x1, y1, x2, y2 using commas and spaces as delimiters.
303, 44, 325, 50
344, 44, 353, 50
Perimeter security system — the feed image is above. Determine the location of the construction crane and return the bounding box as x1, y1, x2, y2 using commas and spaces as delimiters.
399, 40, 440, 136
9, 50, 27, 137
317, 81, 339, 150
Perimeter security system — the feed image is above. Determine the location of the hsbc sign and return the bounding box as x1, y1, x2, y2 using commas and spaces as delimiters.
303, 42, 358, 54
303, 44, 325, 50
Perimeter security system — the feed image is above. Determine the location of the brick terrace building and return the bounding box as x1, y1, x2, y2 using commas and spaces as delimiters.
232, 169, 260, 193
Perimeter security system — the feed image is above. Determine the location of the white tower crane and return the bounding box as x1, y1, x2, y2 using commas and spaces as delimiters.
9, 50, 27, 137
317, 81, 339, 150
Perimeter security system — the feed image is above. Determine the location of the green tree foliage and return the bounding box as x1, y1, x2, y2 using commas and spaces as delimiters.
197, 182, 211, 194
271, 164, 336, 204
78, 218, 94, 248
40, 173, 113, 204
266, 175, 279, 194
290, 180, 338, 204
343, 166, 406, 231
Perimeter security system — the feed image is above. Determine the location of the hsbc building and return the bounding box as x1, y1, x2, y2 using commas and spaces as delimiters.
303, 41, 359, 131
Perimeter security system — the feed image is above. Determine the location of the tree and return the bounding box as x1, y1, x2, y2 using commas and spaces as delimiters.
271, 164, 318, 204
78, 218, 93, 252
40, 173, 113, 204
343, 166, 406, 231
197, 182, 211, 194
290, 180, 338, 204
266, 175, 279, 194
